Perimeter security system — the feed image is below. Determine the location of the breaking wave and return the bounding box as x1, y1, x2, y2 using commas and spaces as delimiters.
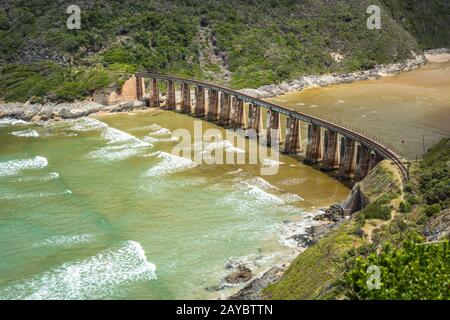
0, 118, 30, 127
145, 151, 198, 176
0, 241, 157, 300
10, 129, 39, 138
0, 156, 48, 177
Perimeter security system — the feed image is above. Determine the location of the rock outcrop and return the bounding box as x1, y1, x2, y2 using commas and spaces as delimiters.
229, 266, 286, 300
224, 265, 253, 285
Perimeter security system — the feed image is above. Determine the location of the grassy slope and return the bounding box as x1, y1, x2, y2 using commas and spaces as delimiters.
0, 0, 437, 102
264, 160, 401, 300
264, 139, 450, 300
263, 221, 362, 300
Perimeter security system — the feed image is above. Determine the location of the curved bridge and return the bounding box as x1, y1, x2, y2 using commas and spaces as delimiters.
134, 72, 408, 182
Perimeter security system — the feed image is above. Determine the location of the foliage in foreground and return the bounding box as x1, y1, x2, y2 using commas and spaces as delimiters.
345, 239, 450, 300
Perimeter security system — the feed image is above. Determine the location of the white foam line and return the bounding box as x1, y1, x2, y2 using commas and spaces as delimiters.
0, 156, 48, 177
10, 129, 39, 138
33, 234, 95, 248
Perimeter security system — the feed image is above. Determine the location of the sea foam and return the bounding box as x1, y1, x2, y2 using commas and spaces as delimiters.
10, 129, 39, 138
145, 151, 198, 176
87, 127, 152, 162
33, 234, 95, 248
0, 118, 30, 127
0, 241, 157, 300
0, 156, 48, 177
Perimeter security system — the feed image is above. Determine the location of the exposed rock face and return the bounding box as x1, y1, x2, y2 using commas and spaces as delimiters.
424, 208, 450, 241
315, 204, 345, 222
229, 266, 286, 300
224, 265, 253, 284
240, 53, 427, 99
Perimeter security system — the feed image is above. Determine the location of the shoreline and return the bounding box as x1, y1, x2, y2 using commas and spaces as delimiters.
1, 49, 448, 123
240, 49, 449, 99
225, 208, 346, 300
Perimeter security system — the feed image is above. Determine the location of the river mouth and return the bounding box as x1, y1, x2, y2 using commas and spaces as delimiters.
272, 61, 450, 159
0, 111, 348, 299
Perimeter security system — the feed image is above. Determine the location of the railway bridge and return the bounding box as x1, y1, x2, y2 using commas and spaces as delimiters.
130, 73, 408, 182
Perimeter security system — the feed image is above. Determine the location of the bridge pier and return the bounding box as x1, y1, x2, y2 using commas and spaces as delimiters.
136, 76, 145, 100
322, 129, 339, 171
194, 86, 206, 117
165, 80, 176, 110
338, 137, 356, 180
230, 97, 246, 130
181, 82, 191, 113
370, 153, 383, 170
247, 104, 263, 135
218, 93, 231, 126
355, 145, 371, 181
304, 124, 322, 164
283, 117, 301, 154
207, 89, 219, 121
266, 110, 282, 147
150, 78, 159, 108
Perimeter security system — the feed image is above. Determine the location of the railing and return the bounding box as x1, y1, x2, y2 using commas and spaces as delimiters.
136, 72, 409, 181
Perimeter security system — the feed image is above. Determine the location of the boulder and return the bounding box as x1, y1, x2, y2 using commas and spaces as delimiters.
224, 265, 253, 284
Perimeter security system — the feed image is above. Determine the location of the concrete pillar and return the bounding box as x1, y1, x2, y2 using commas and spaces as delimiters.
150, 78, 159, 108
207, 89, 219, 121
304, 124, 322, 164
136, 76, 145, 100
218, 93, 231, 126
355, 145, 372, 181
194, 86, 206, 117
231, 97, 246, 130
338, 137, 356, 180
165, 80, 176, 110
370, 153, 383, 170
322, 129, 339, 171
181, 82, 191, 113
266, 110, 282, 147
283, 117, 302, 154
248, 104, 263, 134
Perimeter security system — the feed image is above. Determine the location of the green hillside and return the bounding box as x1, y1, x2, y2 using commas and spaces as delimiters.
264, 139, 450, 300
0, 0, 448, 102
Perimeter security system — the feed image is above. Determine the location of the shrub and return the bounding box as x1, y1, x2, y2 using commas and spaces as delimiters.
361, 204, 392, 221
404, 193, 420, 205
399, 201, 412, 213
423, 204, 442, 218
345, 240, 450, 300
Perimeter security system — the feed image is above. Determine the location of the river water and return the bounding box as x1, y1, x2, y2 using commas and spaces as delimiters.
273, 61, 450, 159
0, 60, 448, 300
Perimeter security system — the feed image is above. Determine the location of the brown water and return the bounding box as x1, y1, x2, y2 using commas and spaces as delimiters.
273, 61, 450, 159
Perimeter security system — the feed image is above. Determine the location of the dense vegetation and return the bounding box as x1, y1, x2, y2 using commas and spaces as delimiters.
346, 239, 449, 299
266, 138, 450, 300
1, 0, 448, 102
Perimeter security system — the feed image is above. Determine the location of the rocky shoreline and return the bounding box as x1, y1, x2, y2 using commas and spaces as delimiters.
0, 100, 149, 122
240, 51, 436, 99
226, 206, 346, 300
2, 49, 448, 123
